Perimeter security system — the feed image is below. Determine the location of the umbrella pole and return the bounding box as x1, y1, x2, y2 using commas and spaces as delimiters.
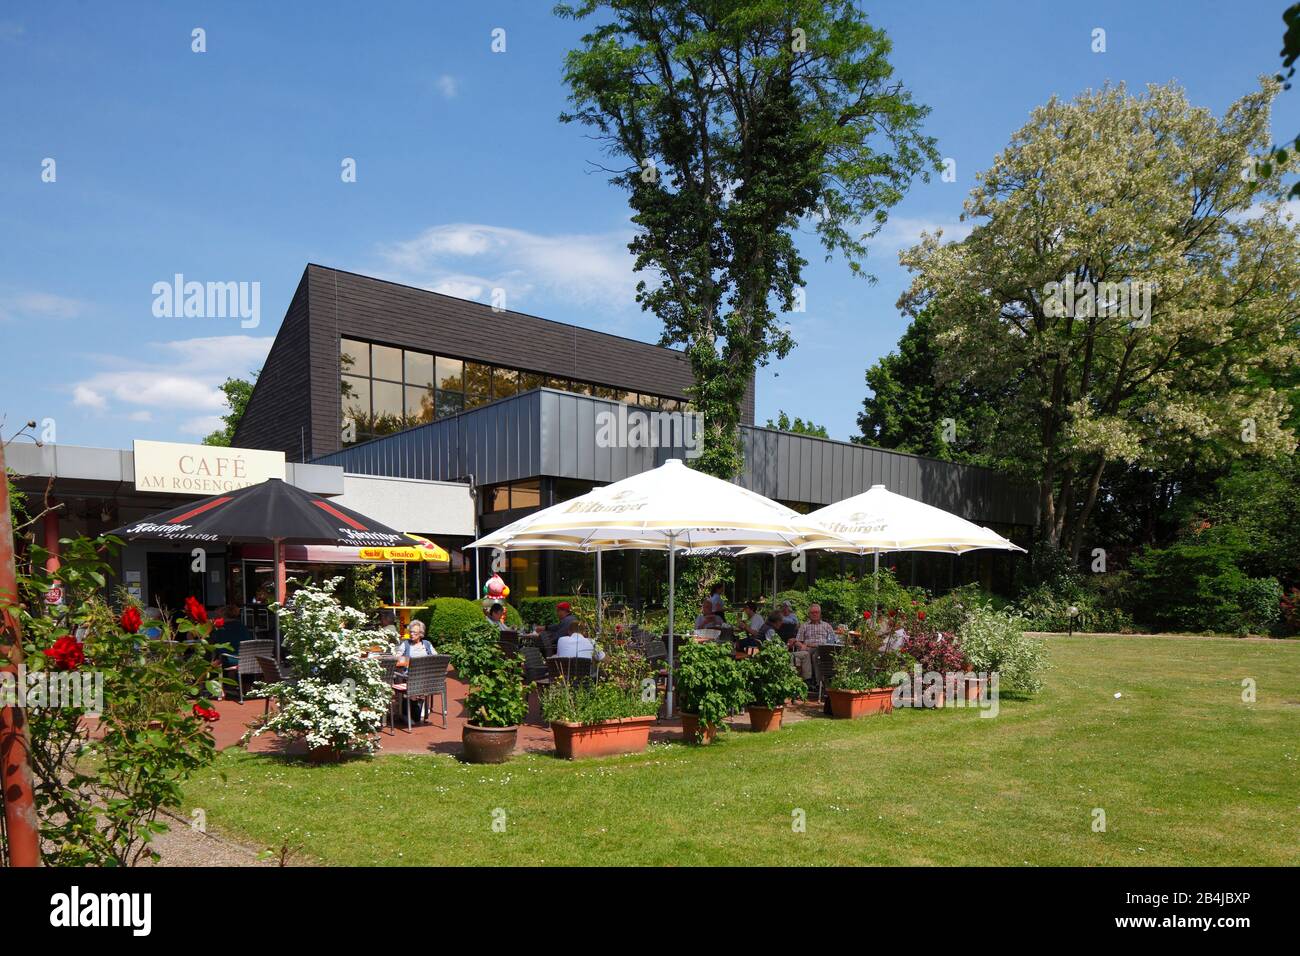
666, 532, 676, 718
273, 537, 286, 660
772, 554, 778, 608
873, 551, 879, 619
474, 548, 480, 602
595, 547, 603, 641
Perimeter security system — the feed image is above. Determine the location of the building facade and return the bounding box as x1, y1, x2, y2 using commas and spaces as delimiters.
229, 263, 1036, 603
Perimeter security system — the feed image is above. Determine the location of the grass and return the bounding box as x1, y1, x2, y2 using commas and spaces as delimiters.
182, 635, 1300, 866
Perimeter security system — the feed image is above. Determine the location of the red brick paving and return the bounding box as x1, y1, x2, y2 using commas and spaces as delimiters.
211, 672, 824, 758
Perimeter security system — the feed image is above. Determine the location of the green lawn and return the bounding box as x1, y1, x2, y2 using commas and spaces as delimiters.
183, 636, 1300, 866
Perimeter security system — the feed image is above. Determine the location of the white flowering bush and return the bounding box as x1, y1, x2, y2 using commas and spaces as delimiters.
247, 578, 392, 757
957, 601, 1049, 696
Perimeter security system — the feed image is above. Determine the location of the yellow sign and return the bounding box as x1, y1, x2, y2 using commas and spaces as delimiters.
359, 534, 449, 563
132, 440, 286, 495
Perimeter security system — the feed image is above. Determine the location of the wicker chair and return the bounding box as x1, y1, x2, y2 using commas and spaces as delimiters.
813, 645, 842, 701
227, 639, 274, 703
520, 645, 549, 686
254, 655, 297, 714
546, 655, 594, 685
540, 631, 559, 657
393, 654, 451, 731
644, 638, 668, 665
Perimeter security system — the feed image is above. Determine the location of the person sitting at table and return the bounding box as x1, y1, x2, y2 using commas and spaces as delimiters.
734, 629, 764, 656
393, 620, 435, 663
741, 601, 765, 637
695, 599, 725, 630
376, 609, 400, 642
487, 602, 509, 631
542, 601, 576, 640
556, 620, 605, 661
789, 603, 836, 680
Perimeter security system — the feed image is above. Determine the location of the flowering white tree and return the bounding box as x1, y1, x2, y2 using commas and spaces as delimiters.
247, 578, 392, 758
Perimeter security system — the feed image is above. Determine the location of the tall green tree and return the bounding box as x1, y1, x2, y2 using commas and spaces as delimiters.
899, 82, 1300, 559
558, 0, 938, 477
202, 374, 257, 447
854, 308, 1006, 465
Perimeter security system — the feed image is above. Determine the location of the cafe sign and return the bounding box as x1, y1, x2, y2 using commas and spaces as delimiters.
133, 440, 286, 495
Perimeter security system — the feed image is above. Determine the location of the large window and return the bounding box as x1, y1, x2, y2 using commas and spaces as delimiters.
339, 338, 690, 445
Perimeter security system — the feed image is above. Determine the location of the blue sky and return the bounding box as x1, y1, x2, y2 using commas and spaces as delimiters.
1, 0, 1295, 448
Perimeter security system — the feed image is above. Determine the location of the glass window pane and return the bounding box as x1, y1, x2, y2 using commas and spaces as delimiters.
372, 380, 404, 420
436, 356, 463, 393
435, 389, 464, 418
341, 375, 369, 413
509, 480, 540, 509
592, 384, 620, 400
492, 367, 519, 398
519, 372, 546, 392
405, 385, 435, 424
620, 391, 639, 405
465, 362, 492, 402
544, 377, 569, 391
404, 350, 433, 388
372, 344, 402, 382
340, 338, 369, 377
640, 393, 662, 409
569, 381, 592, 396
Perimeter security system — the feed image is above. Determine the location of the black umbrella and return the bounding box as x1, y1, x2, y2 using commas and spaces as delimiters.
110, 478, 406, 606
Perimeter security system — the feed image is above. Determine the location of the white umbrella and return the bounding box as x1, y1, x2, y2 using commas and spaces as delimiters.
469, 459, 847, 712
743, 483, 1025, 613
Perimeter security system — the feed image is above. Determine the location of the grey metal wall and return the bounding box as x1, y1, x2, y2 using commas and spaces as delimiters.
315, 389, 1037, 527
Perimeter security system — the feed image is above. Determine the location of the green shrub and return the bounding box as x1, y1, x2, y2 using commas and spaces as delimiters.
463, 649, 529, 728
1129, 534, 1283, 634
1015, 582, 1133, 634
957, 601, 1047, 696
412, 597, 516, 642
540, 680, 658, 724
804, 577, 864, 626
675, 641, 750, 737
450, 619, 506, 683
742, 638, 808, 708
517, 595, 596, 630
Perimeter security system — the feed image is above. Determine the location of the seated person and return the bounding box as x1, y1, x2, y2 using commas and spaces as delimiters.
376, 609, 400, 642
542, 601, 577, 638
741, 601, 765, 636
780, 601, 799, 627
555, 620, 605, 661
212, 604, 254, 667
790, 603, 836, 680
734, 630, 764, 656
487, 602, 510, 631
694, 599, 724, 630
759, 612, 785, 641
393, 620, 435, 667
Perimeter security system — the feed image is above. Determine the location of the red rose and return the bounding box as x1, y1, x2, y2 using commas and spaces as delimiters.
862, 610, 872, 620
184, 596, 208, 624
192, 703, 220, 722
917, 610, 926, 621
43, 635, 84, 671
213, 617, 225, 629
120, 605, 142, 634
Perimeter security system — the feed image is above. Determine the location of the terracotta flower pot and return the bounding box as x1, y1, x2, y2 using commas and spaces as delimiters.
961, 675, 985, 703
827, 687, 894, 719
550, 715, 656, 759
307, 745, 344, 764
680, 712, 718, 744
462, 724, 518, 764
747, 705, 783, 732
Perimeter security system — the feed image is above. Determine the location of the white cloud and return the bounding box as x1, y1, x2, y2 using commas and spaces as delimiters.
378, 223, 640, 311
0, 290, 88, 322
181, 415, 224, 437
68, 335, 273, 424
873, 216, 973, 250
434, 74, 459, 99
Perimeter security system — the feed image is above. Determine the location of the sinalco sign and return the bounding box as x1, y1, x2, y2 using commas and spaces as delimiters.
132, 440, 286, 495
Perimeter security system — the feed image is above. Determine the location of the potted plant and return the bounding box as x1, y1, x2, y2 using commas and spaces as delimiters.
462, 649, 529, 764
674, 640, 750, 743
541, 645, 659, 758
899, 627, 969, 708
827, 643, 910, 718
741, 638, 806, 731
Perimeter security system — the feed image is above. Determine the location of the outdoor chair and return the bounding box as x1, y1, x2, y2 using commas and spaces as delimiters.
498, 636, 520, 658
813, 645, 842, 702
540, 632, 558, 657
393, 654, 451, 731
227, 639, 274, 703
255, 655, 298, 714
644, 638, 668, 665
546, 655, 594, 685
376, 655, 399, 734
520, 645, 549, 686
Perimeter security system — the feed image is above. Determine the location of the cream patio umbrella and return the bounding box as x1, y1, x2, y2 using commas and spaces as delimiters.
743, 483, 1025, 615
468, 458, 848, 712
